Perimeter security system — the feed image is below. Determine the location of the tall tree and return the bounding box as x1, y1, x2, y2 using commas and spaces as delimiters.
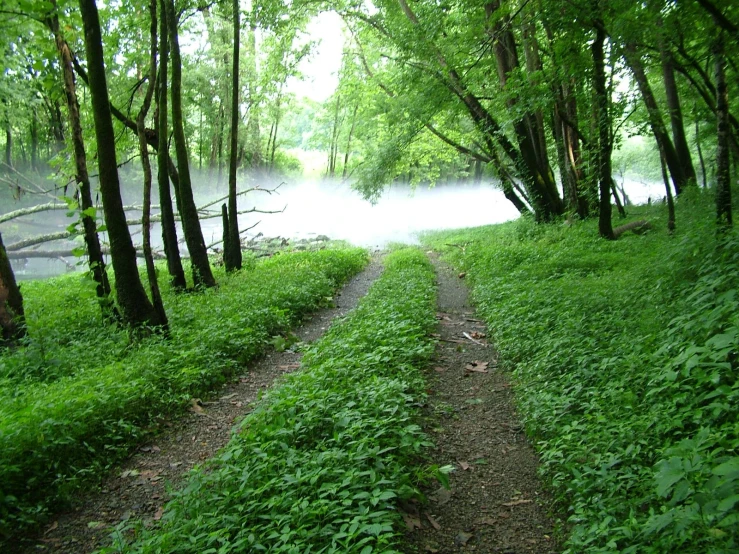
45, 0, 114, 315
591, 9, 614, 240
165, 0, 216, 288
0, 232, 25, 346
137, 0, 168, 328
224, 0, 242, 271
156, 0, 187, 290
78, 0, 162, 328
713, 28, 732, 227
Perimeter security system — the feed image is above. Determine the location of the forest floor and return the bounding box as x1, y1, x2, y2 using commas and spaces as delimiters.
16, 257, 384, 554
400, 255, 559, 554
18, 251, 560, 554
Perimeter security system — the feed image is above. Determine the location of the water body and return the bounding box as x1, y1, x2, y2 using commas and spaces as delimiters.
5, 176, 664, 280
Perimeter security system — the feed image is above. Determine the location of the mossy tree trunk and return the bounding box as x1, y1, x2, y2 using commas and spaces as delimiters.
713, 29, 733, 228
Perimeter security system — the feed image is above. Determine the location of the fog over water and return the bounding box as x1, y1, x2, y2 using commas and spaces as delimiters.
6, 172, 666, 280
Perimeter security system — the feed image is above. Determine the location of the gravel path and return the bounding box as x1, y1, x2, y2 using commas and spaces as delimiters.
401, 254, 560, 554
16, 256, 384, 554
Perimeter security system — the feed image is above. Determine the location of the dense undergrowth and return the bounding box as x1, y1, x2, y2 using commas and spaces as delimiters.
107, 248, 437, 554
423, 192, 738, 553
0, 247, 368, 541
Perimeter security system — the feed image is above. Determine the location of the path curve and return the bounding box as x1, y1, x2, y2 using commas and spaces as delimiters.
17, 256, 384, 554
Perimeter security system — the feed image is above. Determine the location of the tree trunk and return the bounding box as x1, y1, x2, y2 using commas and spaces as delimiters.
487, 0, 563, 221
5, 118, 11, 167
623, 43, 688, 196
659, 144, 676, 232
714, 30, 732, 227
592, 16, 614, 240
225, 0, 242, 272
137, 0, 168, 329
342, 102, 359, 179
30, 113, 38, 171
47, 2, 115, 314
78, 0, 162, 328
695, 114, 708, 188
0, 232, 25, 346
661, 44, 697, 187
165, 0, 216, 288
157, 0, 187, 290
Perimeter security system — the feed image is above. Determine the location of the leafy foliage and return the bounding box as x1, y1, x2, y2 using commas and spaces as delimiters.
108, 248, 437, 553
0, 248, 367, 540
422, 192, 739, 553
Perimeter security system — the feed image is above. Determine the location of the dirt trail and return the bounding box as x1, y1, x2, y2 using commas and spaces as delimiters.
17, 257, 384, 554
402, 255, 560, 554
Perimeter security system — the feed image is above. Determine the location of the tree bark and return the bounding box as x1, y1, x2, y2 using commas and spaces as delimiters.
714, 30, 732, 227
137, 0, 168, 330
225, 0, 242, 271
157, 0, 187, 290
659, 144, 676, 232
78, 0, 162, 328
0, 232, 25, 346
660, 43, 697, 187
592, 15, 615, 240
165, 0, 216, 288
46, 1, 114, 313
623, 43, 689, 196
342, 102, 359, 179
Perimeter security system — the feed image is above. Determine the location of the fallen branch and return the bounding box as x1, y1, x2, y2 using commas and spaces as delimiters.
8, 248, 165, 260
1, 203, 144, 224
206, 221, 261, 250
613, 220, 651, 238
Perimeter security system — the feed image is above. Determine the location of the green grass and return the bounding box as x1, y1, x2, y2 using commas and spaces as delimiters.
422, 192, 739, 553
107, 248, 438, 554
0, 247, 368, 541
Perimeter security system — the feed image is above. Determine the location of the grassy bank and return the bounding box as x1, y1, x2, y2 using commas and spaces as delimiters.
423, 194, 738, 553
0, 248, 368, 540
109, 248, 437, 554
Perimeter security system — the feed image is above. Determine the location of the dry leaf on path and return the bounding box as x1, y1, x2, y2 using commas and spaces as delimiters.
434, 366, 446, 373
432, 487, 452, 505
153, 506, 164, 521
455, 531, 473, 546
44, 521, 59, 535
501, 499, 533, 507
458, 272, 466, 279
189, 398, 204, 414
458, 460, 470, 471
426, 514, 441, 530
465, 361, 489, 373
220, 393, 238, 401
402, 512, 423, 531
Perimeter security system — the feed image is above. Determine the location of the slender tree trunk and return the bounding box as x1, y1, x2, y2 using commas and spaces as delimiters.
30, 113, 38, 171
661, 45, 697, 187
0, 232, 25, 346
5, 119, 11, 167
659, 144, 676, 232
695, 114, 708, 188
47, 2, 114, 314
137, 0, 168, 329
78, 0, 162, 328
225, 0, 242, 271
611, 179, 626, 218
714, 30, 732, 227
157, 0, 186, 290
624, 43, 688, 196
342, 102, 359, 179
165, 0, 216, 288
592, 16, 614, 239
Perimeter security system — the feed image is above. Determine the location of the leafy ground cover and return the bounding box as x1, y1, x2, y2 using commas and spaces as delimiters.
422, 193, 738, 553
0, 247, 368, 540
107, 248, 438, 554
